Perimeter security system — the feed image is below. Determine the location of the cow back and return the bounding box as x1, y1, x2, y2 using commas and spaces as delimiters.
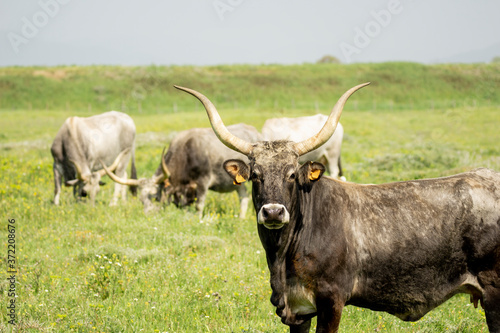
261, 114, 343, 164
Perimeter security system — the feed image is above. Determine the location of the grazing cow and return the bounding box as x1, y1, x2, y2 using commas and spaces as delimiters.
101, 148, 170, 213
51, 111, 137, 206
154, 124, 262, 219
262, 114, 345, 180
175, 84, 500, 333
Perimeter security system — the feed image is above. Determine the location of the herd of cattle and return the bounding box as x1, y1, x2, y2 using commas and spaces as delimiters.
50, 84, 500, 332
50, 111, 345, 216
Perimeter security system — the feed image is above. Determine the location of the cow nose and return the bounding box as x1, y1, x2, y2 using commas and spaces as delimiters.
258, 203, 290, 228
263, 205, 285, 221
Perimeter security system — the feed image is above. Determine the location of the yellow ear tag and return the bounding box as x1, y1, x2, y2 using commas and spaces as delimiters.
234, 174, 246, 185
309, 169, 321, 181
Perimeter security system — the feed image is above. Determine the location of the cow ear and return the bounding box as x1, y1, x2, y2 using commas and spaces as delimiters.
299, 161, 325, 184
224, 159, 250, 185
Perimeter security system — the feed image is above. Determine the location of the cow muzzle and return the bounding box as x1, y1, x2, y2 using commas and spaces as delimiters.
257, 203, 290, 229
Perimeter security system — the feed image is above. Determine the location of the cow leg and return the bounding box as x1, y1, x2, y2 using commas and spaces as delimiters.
195, 185, 208, 219
119, 171, 128, 201
336, 155, 346, 182
110, 169, 127, 206
53, 163, 63, 205
108, 153, 131, 206
73, 182, 83, 202
290, 319, 311, 333
478, 249, 500, 332
236, 185, 249, 219
483, 284, 500, 332
316, 294, 344, 333
324, 151, 340, 180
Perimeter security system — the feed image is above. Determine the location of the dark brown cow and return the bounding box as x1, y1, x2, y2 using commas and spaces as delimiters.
100, 148, 170, 214
175, 83, 500, 333
154, 124, 262, 219
103, 124, 261, 217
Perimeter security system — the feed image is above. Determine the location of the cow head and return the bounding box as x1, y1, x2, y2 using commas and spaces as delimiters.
73, 172, 104, 202
163, 181, 197, 208
224, 143, 326, 229
66, 148, 130, 205
100, 148, 170, 213
174, 83, 369, 229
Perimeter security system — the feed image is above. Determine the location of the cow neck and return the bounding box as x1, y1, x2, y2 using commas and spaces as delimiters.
263, 180, 317, 312
67, 117, 90, 174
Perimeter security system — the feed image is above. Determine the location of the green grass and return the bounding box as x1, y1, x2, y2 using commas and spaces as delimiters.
1, 62, 500, 113
0, 64, 498, 332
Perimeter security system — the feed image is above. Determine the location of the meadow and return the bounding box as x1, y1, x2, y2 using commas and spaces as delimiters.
1, 63, 499, 332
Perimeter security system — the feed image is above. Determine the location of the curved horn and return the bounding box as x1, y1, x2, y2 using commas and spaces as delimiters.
96, 148, 131, 177
174, 85, 253, 155
99, 158, 141, 186
153, 147, 170, 185
293, 82, 370, 156
69, 159, 89, 182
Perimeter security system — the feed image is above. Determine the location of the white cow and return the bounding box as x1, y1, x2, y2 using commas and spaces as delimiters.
51, 111, 137, 205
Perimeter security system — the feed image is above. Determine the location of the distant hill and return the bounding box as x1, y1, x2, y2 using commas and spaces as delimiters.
435, 42, 500, 64
1, 62, 499, 113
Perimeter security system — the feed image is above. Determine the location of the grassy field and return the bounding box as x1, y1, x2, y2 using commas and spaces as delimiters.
1, 63, 499, 332
1, 62, 500, 113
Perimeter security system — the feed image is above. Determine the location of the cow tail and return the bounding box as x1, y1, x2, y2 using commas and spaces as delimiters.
129, 148, 138, 196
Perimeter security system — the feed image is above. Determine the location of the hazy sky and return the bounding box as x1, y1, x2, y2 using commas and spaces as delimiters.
1, 0, 500, 67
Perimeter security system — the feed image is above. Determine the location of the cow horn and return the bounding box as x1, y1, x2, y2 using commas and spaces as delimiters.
174, 85, 253, 155
69, 159, 89, 182
96, 148, 131, 177
99, 157, 141, 186
153, 147, 170, 184
293, 82, 370, 156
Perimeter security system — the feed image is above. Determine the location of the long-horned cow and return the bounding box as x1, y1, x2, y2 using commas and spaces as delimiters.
175, 84, 500, 333
100, 148, 170, 213
51, 111, 137, 205
103, 125, 261, 218
262, 114, 345, 180
157, 124, 261, 218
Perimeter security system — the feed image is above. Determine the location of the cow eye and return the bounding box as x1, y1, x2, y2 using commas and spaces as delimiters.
286, 167, 297, 182
251, 171, 259, 181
